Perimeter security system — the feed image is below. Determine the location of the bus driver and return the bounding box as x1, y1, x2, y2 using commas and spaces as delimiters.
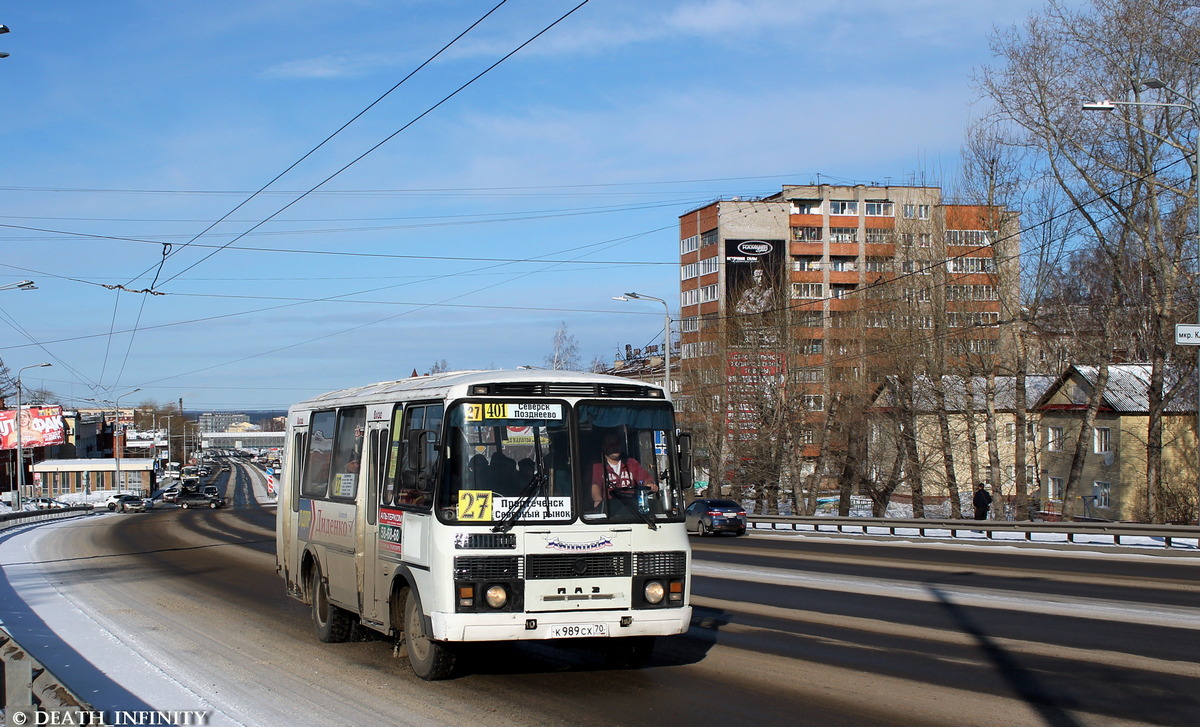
589, 431, 658, 511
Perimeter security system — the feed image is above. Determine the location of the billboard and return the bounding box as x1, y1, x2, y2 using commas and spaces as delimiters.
725, 239, 785, 314
0, 405, 66, 451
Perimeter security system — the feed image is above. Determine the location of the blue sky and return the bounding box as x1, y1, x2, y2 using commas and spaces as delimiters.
1, 0, 1057, 412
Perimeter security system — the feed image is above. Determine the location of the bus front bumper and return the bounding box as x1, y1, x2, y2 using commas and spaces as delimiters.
431, 606, 692, 642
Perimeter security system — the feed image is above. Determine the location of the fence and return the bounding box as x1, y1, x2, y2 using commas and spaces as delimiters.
0, 505, 96, 532
2, 630, 102, 723
749, 515, 1200, 549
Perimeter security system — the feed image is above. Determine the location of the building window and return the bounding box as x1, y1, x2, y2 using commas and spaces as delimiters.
699, 284, 719, 303
800, 395, 824, 411
681, 263, 699, 281
798, 339, 824, 354
792, 283, 824, 299
946, 230, 992, 246
1048, 476, 1064, 500
680, 316, 700, 333
864, 201, 894, 216
793, 256, 822, 272
681, 234, 700, 254
866, 230, 892, 244
792, 367, 824, 383
948, 256, 995, 274
902, 203, 931, 220
681, 289, 699, 307
829, 201, 858, 215
1093, 481, 1111, 508
1006, 423, 1017, 443
829, 227, 858, 243
1093, 427, 1111, 454
799, 428, 815, 445
829, 257, 856, 272
791, 200, 820, 215
699, 256, 719, 276
701, 229, 718, 247
1047, 426, 1063, 451
792, 226, 822, 242
864, 256, 890, 272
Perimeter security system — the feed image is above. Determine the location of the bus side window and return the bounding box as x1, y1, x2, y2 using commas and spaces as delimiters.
302, 411, 336, 498
396, 403, 441, 509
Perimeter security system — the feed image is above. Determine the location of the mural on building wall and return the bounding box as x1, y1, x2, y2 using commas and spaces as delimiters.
725, 239, 785, 316
0, 406, 66, 450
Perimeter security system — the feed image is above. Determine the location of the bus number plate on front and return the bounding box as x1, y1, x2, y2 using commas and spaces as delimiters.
550, 623, 608, 638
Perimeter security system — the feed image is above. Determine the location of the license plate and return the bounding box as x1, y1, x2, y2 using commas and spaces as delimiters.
550, 623, 608, 638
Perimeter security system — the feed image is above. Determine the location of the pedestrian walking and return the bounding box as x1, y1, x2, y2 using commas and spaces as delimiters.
972, 483, 992, 520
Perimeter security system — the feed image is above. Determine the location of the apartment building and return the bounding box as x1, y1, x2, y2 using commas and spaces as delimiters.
677, 183, 1017, 467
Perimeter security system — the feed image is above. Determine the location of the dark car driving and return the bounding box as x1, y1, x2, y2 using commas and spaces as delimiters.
176, 491, 225, 509
685, 499, 748, 536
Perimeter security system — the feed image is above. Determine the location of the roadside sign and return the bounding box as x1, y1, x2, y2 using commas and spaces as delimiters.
1176, 324, 1200, 345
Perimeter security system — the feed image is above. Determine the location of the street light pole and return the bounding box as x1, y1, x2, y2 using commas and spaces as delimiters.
14, 363, 51, 509
613, 292, 672, 397
1085, 78, 1200, 524
112, 388, 142, 492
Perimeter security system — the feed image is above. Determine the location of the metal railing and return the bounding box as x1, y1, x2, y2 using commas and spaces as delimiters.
2, 629, 101, 722
0, 505, 95, 532
749, 515, 1200, 549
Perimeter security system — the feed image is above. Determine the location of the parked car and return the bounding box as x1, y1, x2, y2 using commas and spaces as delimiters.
26, 497, 70, 510
113, 495, 150, 513
177, 491, 225, 509
685, 499, 748, 536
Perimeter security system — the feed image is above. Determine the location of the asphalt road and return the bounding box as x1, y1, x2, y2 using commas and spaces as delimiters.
22, 462, 1200, 727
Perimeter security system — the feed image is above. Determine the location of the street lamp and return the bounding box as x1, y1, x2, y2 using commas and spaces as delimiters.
1085, 77, 1200, 524
14, 363, 52, 510
112, 388, 142, 492
0, 280, 36, 292
613, 292, 672, 397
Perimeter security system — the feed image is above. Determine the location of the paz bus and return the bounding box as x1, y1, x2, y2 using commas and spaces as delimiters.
277, 369, 693, 679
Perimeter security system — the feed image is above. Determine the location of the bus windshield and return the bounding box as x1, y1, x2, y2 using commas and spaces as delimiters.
439, 400, 684, 526
442, 401, 574, 525
577, 402, 684, 525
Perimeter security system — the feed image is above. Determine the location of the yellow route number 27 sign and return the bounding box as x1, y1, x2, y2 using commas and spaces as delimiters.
458, 490, 494, 521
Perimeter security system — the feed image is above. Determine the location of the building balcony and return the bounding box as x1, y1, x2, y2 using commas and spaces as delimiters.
826, 242, 860, 257
827, 271, 860, 285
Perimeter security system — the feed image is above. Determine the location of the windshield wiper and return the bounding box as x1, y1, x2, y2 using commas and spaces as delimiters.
492, 471, 546, 533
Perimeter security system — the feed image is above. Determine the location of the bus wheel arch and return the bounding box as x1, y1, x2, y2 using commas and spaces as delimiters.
306, 553, 353, 643
389, 571, 456, 680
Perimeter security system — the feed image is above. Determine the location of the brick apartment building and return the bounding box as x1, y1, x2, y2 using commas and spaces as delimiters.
677, 183, 1018, 480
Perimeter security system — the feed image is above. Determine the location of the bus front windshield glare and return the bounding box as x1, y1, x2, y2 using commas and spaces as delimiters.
440, 401, 683, 526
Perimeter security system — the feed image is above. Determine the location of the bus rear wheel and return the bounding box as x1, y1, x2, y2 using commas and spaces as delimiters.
310, 567, 352, 643
404, 590, 455, 680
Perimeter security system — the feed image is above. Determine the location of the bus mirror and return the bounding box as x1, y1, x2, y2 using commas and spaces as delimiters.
677, 432, 693, 489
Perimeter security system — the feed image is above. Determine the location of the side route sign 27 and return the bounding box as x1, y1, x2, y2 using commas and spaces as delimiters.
1175, 324, 1200, 345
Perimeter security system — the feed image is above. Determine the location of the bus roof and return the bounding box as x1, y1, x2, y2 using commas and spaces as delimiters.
289, 369, 666, 411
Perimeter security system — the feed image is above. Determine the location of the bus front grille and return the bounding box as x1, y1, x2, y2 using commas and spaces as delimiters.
454, 555, 522, 581
634, 551, 687, 576
526, 553, 632, 579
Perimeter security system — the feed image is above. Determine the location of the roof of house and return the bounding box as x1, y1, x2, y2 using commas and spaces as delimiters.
871, 374, 1057, 412
1040, 364, 1197, 414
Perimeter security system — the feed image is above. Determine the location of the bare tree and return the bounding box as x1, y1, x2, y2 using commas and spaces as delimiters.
979, 0, 1199, 521
545, 322, 582, 371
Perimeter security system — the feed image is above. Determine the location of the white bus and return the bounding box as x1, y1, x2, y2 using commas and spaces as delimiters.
277, 369, 693, 679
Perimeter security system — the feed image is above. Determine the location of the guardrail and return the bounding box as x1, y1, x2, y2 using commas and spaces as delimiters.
749, 515, 1200, 549
2, 629, 101, 723
0, 506, 95, 532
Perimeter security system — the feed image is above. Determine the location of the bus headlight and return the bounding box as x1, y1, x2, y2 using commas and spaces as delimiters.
485, 584, 509, 609
643, 580, 665, 605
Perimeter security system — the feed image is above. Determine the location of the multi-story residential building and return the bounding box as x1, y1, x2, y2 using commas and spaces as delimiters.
677, 183, 1018, 488
198, 412, 250, 433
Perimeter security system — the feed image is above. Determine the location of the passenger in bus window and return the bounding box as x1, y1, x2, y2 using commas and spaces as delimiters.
467, 453, 490, 490
517, 458, 535, 488
588, 431, 657, 511
489, 451, 520, 496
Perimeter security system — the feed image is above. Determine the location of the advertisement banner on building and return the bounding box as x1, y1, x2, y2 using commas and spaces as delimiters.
0, 405, 67, 451
724, 239, 785, 314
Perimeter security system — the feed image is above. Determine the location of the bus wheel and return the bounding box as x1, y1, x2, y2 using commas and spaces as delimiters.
310, 567, 352, 643
404, 590, 455, 680
601, 636, 655, 669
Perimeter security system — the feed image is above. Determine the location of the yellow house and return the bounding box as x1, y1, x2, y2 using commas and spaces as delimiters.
1035, 364, 1197, 522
